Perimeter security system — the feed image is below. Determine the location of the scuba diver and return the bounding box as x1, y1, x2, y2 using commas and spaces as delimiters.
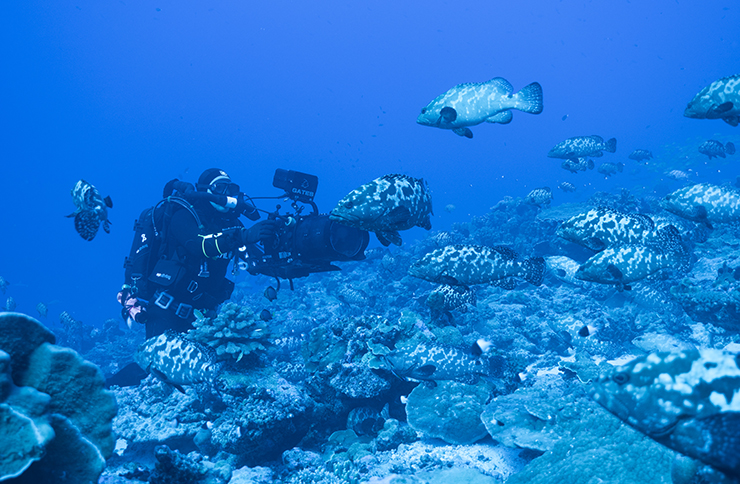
107, 168, 277, 387
118, 168, 278, 337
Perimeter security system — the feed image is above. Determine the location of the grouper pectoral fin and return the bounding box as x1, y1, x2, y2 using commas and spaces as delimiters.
711, 101, 734, 115
439, 106, 457, 124
385, 205, 412, 225
376, 231, 402, 247
416, 364, 437, 378
452, 127, 473, 139
151, 368, 187, 394
486, 110, 513, 124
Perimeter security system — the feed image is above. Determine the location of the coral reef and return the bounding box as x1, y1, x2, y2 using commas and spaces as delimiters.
188, 302, 271, 365
406, 381, 491, 445
148, 445, 231, 484
0, 312, 117, 483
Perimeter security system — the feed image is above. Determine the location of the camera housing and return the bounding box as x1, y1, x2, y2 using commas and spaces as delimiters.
273, 169, 319, 203
244, 169, 369, 282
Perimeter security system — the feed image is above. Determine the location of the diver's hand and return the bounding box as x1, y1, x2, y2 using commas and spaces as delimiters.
236, 197, 260, 221
117, 290, 147, 328
241, 220, 279, 245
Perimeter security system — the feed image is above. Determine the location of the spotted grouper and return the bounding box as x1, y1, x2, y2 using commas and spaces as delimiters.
135, 330, 223, 392
66, 179, 113, 241
547, 135, 617, 161
661, 182, 740, 229
591, 349, 740, 478
381, 341, 505, 384
330, 174, 433, 246
416, 77, 543, 138
575, 229, 690, 292
409, 244, 545, 289
556, 206, 676, 252
684, 73, 740, 127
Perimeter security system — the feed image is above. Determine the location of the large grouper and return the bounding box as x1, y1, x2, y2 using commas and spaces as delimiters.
416, 77, 543, 138
684, 73, 740, 127
330, 174, 433, 246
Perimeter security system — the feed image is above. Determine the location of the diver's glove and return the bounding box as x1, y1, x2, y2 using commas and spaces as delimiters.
162, 179, 195, 198
117, 288, 148, 329
240, 220, 279, 245
236, 196, 260, 221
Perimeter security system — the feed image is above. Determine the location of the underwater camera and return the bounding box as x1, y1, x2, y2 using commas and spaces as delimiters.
242, 169, 369, 287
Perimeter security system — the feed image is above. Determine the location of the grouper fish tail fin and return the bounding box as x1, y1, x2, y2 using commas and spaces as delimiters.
515, 82, 543, 114
523, 256, 546, 286
604, 137, 617, 153
656, 224, 692, 273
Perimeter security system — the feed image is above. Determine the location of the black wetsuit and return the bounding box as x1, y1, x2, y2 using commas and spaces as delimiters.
137, 201, 244, 338
108, 201, 245, 388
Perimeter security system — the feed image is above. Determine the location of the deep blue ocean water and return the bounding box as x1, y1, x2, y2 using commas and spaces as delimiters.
1, 0, 738, 327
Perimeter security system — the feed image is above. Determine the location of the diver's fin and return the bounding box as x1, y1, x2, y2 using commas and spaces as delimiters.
452, 127, 473, 138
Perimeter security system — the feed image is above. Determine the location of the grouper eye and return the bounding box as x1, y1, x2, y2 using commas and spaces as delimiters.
344, 201, 354, 209
612, 372, 630, 385
421, 108, 427, 114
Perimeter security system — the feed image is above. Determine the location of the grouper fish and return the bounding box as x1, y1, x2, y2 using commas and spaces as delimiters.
547, 135, 617, 161
380, 341, 505, 385
698, 139, 735, 159
426, 284, 477, 314
575, 234, 690, 292
135, 330, 223, 393
330, 174, 433, 246
591, 349, 740, 478
416, 77, 543, 138
661, 182, 740, 229
684, 73, 740, 127
66, 179, 113, 241
556, 206, 676, 252
409, 244, 545, 288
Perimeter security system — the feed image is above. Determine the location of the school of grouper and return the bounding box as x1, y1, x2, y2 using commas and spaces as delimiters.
17, 73, 740, 482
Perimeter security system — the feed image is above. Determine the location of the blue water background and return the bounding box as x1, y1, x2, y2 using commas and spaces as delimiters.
1, 1, 738, 326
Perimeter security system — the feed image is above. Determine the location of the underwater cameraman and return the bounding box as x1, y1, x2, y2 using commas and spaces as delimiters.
118, 168, 279, 339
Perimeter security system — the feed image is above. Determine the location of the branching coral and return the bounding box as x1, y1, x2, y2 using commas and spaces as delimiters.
188, 302, 271, 365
